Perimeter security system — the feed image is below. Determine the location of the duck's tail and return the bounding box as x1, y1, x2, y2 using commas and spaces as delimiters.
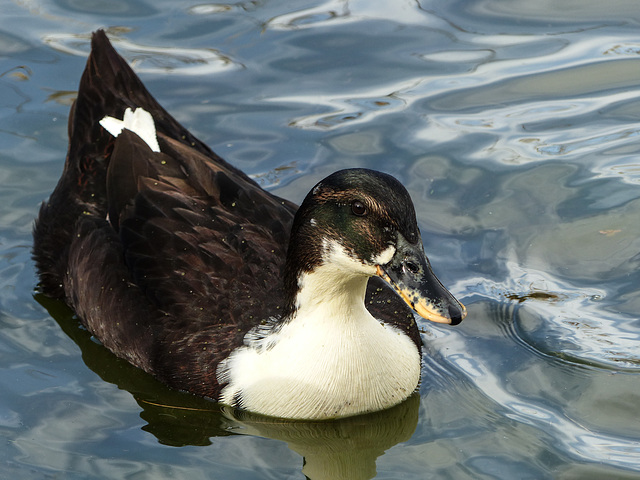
32, 30, 230, 297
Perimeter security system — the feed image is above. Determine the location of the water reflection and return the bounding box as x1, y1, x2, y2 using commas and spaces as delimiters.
265, 0, 352, 30
223, 401, 416, 480
44, 30, 241, 75
36, 293, 418, 480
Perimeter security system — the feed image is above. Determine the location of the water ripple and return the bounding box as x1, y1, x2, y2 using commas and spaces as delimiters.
266, 0, 352, 30
459, 260, 640, 371
265, 0, 442, 31
410, 32, 640, 173
430, 323, 640, 472
43, 32, 241, 75
187, 2, 258, 15
274, 87, 413, 130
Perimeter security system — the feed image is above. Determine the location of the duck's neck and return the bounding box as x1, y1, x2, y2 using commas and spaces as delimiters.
293, 256, 374, 322
283, 237, 378, 320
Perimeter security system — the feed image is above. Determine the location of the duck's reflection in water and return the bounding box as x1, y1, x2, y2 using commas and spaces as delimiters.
145, 394, 419, 480
37, 292, 419, 480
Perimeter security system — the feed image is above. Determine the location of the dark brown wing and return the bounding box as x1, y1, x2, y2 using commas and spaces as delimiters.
34, 29, 250, 297
107, 131, 294, 394
34, 30, 296, 397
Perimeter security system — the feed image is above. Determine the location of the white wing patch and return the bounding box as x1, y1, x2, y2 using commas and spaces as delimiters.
100, 107, 161, 153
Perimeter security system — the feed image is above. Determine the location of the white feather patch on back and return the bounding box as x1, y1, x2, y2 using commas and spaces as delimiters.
99, 107, 160, 153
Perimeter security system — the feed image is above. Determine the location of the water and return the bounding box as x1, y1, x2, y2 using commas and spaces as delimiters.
1, 0, 640, 478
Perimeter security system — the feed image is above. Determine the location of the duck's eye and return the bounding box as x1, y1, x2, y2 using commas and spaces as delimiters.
351, 200, 367, 216
404, 260, 420, 275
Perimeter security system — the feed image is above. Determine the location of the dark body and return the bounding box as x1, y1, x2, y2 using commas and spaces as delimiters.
33, 31, 420, 400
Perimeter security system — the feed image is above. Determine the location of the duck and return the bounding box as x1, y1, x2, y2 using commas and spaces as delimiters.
33, 30, 466, 420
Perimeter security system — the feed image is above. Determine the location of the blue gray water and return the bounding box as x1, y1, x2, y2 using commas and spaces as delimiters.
1, 0, 639, 478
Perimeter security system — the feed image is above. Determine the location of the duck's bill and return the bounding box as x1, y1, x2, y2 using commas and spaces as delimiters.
376, 238, 466, 325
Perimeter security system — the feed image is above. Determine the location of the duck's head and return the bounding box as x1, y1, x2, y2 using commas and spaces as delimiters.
284, 168, 466, 325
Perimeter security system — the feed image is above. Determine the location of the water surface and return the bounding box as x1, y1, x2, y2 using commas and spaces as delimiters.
1, 0, 640, 478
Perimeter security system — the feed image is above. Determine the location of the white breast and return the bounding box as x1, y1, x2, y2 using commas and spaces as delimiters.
217, 242, 421, 419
